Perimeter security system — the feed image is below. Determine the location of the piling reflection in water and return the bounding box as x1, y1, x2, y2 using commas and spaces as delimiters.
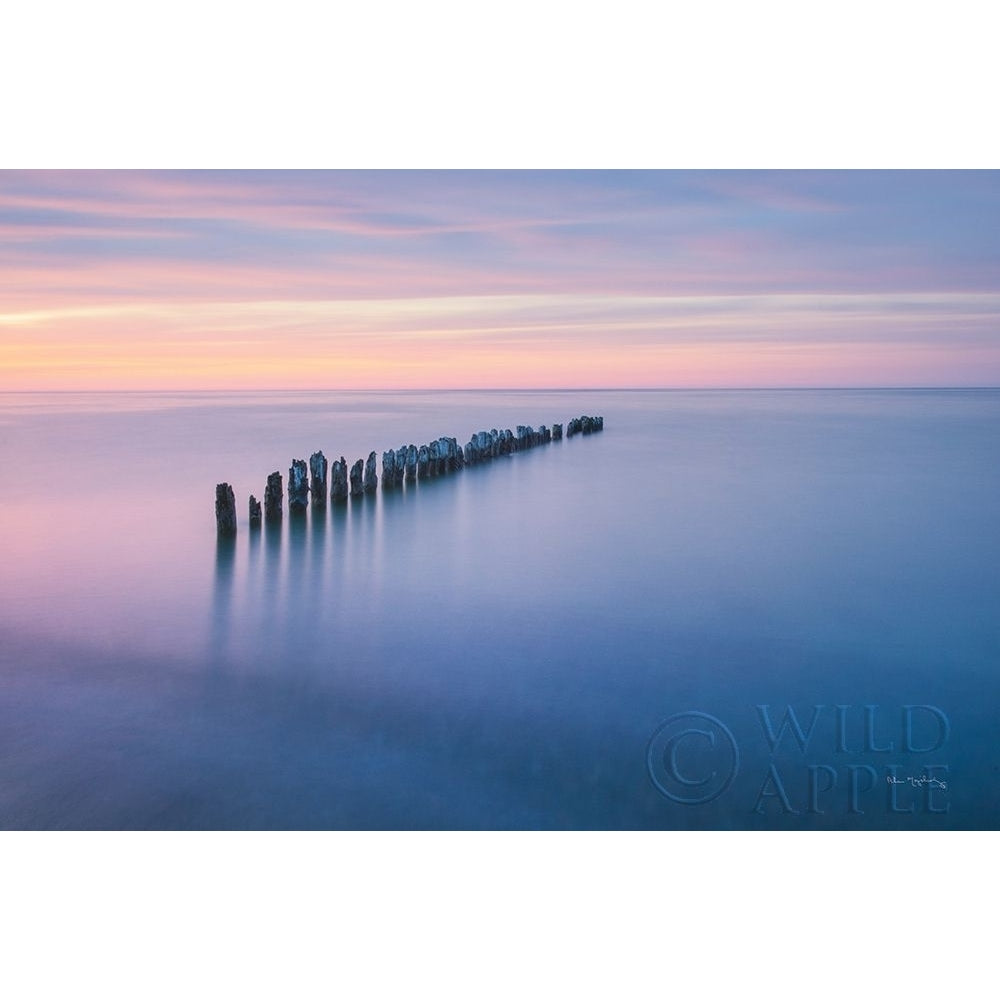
207, 425, 584, 677
211, 534, 236, 660
211, 483, 387, 671
209, 414, 604, 669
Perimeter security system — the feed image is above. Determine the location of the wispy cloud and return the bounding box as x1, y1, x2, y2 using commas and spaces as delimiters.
1, 171, 998, 388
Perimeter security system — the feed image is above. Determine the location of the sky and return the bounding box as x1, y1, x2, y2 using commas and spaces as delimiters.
1, 169, 998, 390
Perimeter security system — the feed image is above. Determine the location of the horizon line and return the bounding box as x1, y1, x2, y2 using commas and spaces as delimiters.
3, 385, 1000, 394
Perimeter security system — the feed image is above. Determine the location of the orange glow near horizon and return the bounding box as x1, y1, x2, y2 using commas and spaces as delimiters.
3, 291, 999, 390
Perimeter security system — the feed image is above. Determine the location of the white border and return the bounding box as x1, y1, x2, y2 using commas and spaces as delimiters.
3, 2, 998, 167
1, 833, 991, 996
1, 2, 993, 993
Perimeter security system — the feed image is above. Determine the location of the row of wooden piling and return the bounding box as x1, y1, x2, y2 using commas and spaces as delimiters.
215, 414, 604, 534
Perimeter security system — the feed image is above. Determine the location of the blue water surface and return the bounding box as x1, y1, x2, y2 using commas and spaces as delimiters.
0, 389, 997, 828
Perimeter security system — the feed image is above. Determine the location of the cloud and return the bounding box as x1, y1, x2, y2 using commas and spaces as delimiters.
2, 291, 998, 389
1, 171, 998, 388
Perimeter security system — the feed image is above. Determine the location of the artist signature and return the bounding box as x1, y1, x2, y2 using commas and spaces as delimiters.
886, 775, 948, 791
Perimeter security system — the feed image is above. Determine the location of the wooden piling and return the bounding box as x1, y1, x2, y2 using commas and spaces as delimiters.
217, 414, 603, 528
364, 451, 378, 493
289, 459, 309, 512
215, 483, 237, 535
309, 451, 328, 505
382, 449, 396, 490
566, 415, 604, 437
330, 457, 348, 502
264, 471, 283, 520
349, 459, 364, 498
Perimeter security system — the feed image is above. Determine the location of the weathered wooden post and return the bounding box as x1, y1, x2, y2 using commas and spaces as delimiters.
442, 436, 462, 471
289, 459, 309, 512
349, 459, 364, 497
565, 414, 604, 437
387, 448, 407, 489
215, 483, 237, 535
364, 451, 378, 493
330, 457, 348, 502
264, 471, 283, 520
310, 451, 328, 505
395, 445, 407, 486
382, 449, 396, 490
216, 413, 603, 539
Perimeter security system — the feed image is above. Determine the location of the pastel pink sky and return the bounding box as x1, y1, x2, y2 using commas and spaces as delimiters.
2, 170, 998, 389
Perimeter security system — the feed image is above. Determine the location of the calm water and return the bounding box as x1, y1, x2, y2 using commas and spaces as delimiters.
0, 389, 997, 829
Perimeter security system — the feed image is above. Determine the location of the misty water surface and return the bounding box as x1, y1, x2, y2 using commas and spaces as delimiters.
0, 389, 997, 828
